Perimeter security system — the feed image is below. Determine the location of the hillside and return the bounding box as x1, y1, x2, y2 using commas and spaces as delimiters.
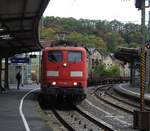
40, 16, 149, 52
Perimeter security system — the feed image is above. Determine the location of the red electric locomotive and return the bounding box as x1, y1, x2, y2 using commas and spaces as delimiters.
41, 46, 87, 101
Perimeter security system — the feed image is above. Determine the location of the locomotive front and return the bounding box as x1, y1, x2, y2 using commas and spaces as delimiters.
41, 47, 87, 101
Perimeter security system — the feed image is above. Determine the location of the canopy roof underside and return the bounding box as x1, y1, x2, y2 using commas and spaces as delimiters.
114, 48, 140, 63
0, 0, 50, 57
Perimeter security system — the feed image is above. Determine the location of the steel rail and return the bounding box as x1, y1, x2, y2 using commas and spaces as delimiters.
94, 86, 133, 114
74, 106, 115, 131
106, 90, 150, 111
51, 109, 75, 131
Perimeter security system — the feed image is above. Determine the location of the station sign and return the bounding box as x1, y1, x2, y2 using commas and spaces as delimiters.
10, 58, 29, 63
29, 54, 37, 58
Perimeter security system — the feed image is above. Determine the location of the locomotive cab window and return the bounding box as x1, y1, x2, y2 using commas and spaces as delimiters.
68, 51, 82, 62
48, 51, 62, 62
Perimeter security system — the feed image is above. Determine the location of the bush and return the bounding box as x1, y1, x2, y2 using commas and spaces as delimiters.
107, 65, 120, 77
93, 64, 120, 78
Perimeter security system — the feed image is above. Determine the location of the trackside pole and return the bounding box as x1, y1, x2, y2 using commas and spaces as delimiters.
133, 0, 150, 130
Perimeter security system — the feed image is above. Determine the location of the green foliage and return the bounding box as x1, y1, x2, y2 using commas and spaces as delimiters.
93, 64, 106, 78
66, 32, 107, 49
107, 65, 120, 77
41, 16, 145, 51
93, 64, 120, 78
41, 27, 58, 39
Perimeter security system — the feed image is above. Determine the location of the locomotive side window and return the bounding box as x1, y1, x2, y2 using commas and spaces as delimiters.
48, 51, 62, 62
68, 51, 82, 62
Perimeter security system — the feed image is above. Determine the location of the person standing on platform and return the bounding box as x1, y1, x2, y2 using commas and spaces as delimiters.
16, 71, 21, 90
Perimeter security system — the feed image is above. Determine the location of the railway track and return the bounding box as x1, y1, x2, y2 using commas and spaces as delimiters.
94, 84, 150, 113
83, 84, 150, 130
94, 88, 135, 114
38, 84, 137, 130
80, 99, 133, 130
106, 91, 150, 112
45, 105, 116, 131
81, 85, 135, 130
38, 92, 116, 131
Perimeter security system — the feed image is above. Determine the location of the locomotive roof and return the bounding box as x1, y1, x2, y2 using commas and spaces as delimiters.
44, 46, 86, 52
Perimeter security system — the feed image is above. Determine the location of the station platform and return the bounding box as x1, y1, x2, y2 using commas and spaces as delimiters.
2, 83, 150, 131
0, 84, 51, 131
114, 84, 150, 102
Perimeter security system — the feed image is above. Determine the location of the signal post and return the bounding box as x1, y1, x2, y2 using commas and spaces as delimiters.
133, 0, 150, 130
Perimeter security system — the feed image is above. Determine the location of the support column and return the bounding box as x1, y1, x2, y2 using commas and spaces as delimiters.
0, 58, 2, 86
130, 63, 135, 87
4, 57, 9, 89
145, 48, 150, 92
130, 64, 132, 85
145, 11, 150, 93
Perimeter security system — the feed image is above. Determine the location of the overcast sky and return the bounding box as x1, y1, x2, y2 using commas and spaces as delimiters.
43, 0, 150, 24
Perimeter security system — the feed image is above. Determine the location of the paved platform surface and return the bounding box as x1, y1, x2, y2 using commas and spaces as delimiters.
2, 83, 148, 131
0, 84, 52, 131
114, 83, 150, 101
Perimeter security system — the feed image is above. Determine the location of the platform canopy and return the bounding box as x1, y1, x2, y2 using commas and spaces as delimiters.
0, 0, 50, 57
114, 47, 140, 63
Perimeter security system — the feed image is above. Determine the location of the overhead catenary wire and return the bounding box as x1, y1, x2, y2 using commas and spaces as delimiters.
68, 0, 76, 16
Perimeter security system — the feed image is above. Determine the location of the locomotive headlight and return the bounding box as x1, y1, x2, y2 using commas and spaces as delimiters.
63, 63, 67, 67
52, 81, 56, 86
73, 82, 77, 86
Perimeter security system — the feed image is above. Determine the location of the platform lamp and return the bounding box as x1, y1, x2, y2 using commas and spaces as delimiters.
145, 42, 150, 49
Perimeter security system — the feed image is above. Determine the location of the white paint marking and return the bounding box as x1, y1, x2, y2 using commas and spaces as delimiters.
119, 86, 139, 96
19, 88, 40, 131
47, 71, 59, 77
85, 99, 131, 126
70, 71, 83, 77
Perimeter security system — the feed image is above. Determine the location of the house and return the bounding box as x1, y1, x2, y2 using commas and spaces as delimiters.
86, 48, 104, 67
103, 53, 130, 77
85, 48, 105, 78
85, 47, 130, 78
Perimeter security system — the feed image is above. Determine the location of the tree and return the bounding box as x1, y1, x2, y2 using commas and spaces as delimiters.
108, 65, 120, 77
106, 32, 125, 52
41, 16, 145, 50
110, 20, 124, 32
66, 32, 107, 49
93, 64, 107, 78
93, 64, 120, 78
41, 27, 59, 40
